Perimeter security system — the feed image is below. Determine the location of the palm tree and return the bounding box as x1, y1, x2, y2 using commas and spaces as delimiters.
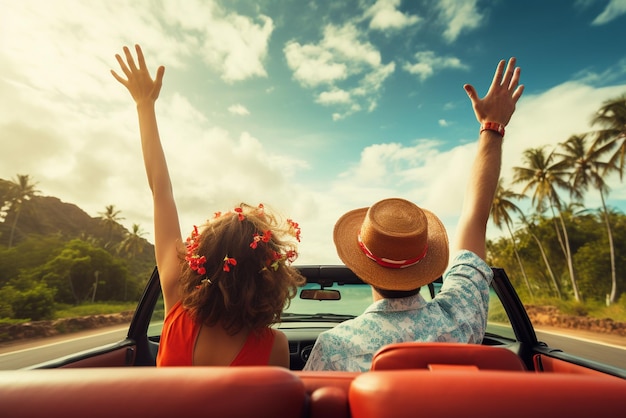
0, 179, 13, 224
555, 134, 618, 304
519, 213, 562, 299
117, 223, 146, 300
98, 204, 125, 247
491, 180, 533, 298
7, 174, 40, 248
512, 147, 581, 301
591, 95, 626, 178
118, 223, 146, 258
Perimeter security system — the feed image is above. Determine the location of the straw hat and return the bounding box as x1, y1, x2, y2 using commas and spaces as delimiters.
333, 198, 449, 291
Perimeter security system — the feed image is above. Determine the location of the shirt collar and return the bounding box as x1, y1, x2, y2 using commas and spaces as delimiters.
363, 293, 425, 314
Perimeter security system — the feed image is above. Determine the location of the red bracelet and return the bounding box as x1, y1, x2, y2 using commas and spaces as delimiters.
480, 122, 505, 137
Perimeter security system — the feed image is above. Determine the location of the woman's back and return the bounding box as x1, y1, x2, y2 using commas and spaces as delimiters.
157, 301, 288, 367
194, 325, 288, 367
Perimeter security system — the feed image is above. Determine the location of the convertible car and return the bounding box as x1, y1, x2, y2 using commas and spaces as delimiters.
2, 266, 626, 417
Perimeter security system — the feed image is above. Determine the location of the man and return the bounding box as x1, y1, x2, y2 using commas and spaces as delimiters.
304, 58, 524, 372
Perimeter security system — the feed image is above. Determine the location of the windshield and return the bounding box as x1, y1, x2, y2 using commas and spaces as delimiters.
283, 282, 440, 317
285, 283, 372, 317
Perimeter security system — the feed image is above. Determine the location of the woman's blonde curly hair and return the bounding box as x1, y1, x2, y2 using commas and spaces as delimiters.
179, 203, 305, 335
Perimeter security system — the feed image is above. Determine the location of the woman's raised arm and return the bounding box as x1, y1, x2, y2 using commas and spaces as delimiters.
112, 45, 183, 314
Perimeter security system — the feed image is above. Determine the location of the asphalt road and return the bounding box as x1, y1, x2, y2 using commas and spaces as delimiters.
0, 324, 624, 370
535, 327, 626, 370
0, 325, 129, 370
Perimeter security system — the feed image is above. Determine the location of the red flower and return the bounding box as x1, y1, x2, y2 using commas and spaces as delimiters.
285, 250, 298, 263
250, 230, 272, 249
234, 207, 245, 221
287, 219, 301, 242
250, 234, 260, 249
223, 256, 237, 272
185, 225, 208, 275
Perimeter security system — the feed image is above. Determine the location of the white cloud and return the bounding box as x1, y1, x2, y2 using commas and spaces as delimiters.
572, 57, 626, 85
284, 23, 395, 119
228, 104, 250, 115
365, 0, 421, 31
283, 42, 348, 87
591, 0, 626, 25
334, 140, 453, 207
0, 1, 169, 103
316, 89, 352, 105
356, 60, 397, 95
331, 102, 363, 121
159, 0, 274, 82
438, 119, 449, 127
284, 23, 382, 87
435, 0, 483, 42
403, 51, 468, 81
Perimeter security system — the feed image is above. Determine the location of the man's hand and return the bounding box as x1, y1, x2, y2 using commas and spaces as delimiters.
463, 58, 524, 126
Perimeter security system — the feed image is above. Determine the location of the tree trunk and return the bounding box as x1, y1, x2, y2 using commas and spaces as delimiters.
530, 232, 562, 299
557, 210, 580, 302
506, 222, 533, 298
8, 205, 21, 248
92, 271, 100, 303
599, 192, 618, 304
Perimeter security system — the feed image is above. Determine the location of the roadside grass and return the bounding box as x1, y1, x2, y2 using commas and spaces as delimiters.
588, 303, 626, 322
527, 296, 626, 322
53, 302, 137, 319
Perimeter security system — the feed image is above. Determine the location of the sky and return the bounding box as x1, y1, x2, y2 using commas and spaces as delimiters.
2, 0, 626, 265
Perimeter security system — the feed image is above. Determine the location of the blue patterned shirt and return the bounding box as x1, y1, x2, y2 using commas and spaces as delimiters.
303, 250, 493, 372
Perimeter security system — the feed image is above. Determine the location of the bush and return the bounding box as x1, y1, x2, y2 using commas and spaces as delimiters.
12, 283, 56, 320
0, 285, 17, 318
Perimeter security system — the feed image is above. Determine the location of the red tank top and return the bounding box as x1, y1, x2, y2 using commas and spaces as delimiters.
156, 301, 275, 367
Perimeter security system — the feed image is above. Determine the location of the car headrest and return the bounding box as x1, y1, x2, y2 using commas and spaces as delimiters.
371, 342, 526, 371
350, 370, 626, 418
1, 367, 306, 418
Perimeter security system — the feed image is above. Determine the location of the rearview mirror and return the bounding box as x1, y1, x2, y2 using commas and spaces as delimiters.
300, 289, 341, 301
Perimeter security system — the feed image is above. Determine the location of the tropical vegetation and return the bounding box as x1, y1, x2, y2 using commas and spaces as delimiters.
488, 94, 626, 308
0, 178, 155, 321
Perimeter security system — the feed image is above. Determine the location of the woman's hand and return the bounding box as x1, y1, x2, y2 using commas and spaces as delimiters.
111, 44, 165, 106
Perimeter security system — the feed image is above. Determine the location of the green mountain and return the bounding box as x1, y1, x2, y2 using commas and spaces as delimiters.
0, 178, 155, 270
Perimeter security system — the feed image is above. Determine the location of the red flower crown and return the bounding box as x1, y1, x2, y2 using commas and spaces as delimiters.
185, 204, 301, 287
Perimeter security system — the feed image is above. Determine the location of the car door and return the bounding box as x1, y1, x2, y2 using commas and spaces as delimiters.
27, 268, 162, 369
491, 268, 626, 379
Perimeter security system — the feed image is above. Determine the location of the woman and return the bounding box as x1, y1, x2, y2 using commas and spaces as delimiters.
111, 44, 305, 367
